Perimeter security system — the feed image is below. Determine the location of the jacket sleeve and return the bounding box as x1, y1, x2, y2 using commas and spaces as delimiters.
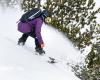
35, 18, 44, 44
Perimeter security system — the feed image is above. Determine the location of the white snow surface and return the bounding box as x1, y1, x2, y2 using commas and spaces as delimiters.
0, 7, 82, 80
1, 0, 100, 79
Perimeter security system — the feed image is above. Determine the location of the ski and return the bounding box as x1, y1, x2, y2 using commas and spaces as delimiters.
34, 51, 58, 64
47, 57, 58, 64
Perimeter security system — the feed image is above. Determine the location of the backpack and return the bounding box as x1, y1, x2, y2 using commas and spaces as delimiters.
20, 8, 42, 23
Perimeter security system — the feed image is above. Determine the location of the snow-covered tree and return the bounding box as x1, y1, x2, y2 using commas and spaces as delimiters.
43, 0, 100, 50
21, 0, 41, 12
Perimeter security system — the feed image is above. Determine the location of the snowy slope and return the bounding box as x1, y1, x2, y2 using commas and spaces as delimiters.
0, 8, 81, 80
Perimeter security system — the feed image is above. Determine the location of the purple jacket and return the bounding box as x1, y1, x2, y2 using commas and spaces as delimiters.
18, 18, 44, 44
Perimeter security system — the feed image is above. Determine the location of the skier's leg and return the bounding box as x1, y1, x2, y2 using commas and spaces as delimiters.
35, 37, 41, 48
28, 29, 45, 54
18, 33, 29, 45
34, 38, 45, 54
28, 31, 41, 48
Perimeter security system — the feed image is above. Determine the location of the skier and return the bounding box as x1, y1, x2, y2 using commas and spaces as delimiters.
17, 9, 51, 55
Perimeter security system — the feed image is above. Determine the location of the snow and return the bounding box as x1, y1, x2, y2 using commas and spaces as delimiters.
0, 0, 100, 79
0, 7, 81, 80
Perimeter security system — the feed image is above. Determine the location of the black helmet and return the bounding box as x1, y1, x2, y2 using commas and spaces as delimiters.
42, 10, 50, 18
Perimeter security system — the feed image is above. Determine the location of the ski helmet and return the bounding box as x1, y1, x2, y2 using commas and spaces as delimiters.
42, 10, 50, 18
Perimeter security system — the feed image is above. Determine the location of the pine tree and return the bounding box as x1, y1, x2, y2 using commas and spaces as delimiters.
21, 0, 41, 12
43, 0, 100, 50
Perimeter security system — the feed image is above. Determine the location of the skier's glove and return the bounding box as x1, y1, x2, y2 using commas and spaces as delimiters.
41, 44, 45, 48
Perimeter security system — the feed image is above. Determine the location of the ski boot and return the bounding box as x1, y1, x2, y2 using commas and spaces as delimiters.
18, 38, 25, 46
35, 47, 45, 55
